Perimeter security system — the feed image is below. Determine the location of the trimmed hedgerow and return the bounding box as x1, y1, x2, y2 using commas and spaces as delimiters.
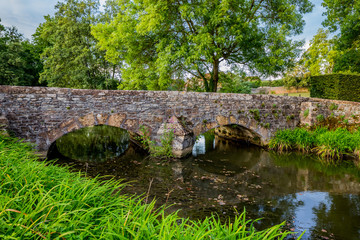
310, 73, 360, 102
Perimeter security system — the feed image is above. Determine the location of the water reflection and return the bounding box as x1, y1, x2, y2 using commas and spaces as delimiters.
51, 125, 130, 161
49, 129, 360, 240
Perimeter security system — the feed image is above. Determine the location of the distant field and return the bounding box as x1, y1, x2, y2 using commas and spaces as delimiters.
273, 92, 310, 97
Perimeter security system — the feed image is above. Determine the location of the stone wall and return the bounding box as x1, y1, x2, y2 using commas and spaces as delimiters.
1, 86, 360, 157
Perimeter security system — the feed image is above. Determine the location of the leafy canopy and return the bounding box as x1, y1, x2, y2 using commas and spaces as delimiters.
0, 19, 43, 86
35, 0, 120, 89
92, 0, 314, 92
322, 0, 360, 73
283, 28, 337, 88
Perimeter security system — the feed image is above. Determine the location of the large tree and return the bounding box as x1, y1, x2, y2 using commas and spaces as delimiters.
303, 28, 336, 75
322, 0, 360, 73
0, 20, 43, 86
283, 28, 337, 88
92, 0, 313, 92
35, 0, 120, 89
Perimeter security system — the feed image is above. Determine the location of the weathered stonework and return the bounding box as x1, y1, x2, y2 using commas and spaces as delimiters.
0, 115, 9, 136
1, 86, 360, 157
156, 116, 194, 158
215, 125, 263, 145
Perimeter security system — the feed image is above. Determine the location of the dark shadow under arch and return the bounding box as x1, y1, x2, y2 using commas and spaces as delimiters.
46, 124, 141, 161
214, 124, 263, 146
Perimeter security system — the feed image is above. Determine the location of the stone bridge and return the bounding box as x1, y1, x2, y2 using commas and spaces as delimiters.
1, 85, 360, 157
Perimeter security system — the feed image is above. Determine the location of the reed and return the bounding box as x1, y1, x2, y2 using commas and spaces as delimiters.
269, 127, 360, 164
0, 136, 296, 239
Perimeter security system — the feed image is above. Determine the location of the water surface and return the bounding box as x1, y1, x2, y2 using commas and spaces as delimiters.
49, 126, 360, 240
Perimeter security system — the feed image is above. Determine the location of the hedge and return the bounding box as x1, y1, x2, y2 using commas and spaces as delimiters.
310, 74, 360, 102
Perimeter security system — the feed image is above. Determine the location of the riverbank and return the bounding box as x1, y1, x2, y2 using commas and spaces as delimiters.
0, 135, 295, 239
269, 127, 360, 166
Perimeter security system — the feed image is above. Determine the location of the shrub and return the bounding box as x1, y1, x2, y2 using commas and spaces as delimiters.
138, 125, 174, 159
310, 74, 360, 102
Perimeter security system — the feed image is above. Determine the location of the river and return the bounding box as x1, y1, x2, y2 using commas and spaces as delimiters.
48, 125, 360, 240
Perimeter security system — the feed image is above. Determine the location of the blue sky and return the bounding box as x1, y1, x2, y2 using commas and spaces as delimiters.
1, 0, 325, 47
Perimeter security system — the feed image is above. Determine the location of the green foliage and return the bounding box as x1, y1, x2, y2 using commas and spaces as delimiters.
269, 127, 360, 164
282, 28, 336, 88
92, 0, 313, 92
269, 128, 316, 152
220, 80, 258, 94
249, 109, 260, 122
186, 71, 259, 93
322, 0, 360, 73
303, 109, 309, 118
55, 125, 130, 161
260, 79, 284, 87
0, 135, 295, 239
310, 73, 360, 102
303, 28, 336, 75
316, 114, 325, 122
0, 20, 43, 86
138, 125, 174, 159
282, 58, 310, 88
329, 103, 338, 111
34, 0, 120, 89
286, 114, 295, 121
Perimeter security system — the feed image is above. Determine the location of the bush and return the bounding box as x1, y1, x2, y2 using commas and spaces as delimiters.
260, 79, 284, 87
220, 81, 258, 94
310, 73, 360, 102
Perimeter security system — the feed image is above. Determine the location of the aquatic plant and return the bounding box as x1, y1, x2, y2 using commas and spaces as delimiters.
138, 124, 174, 159
0, 135, 296, 239
269, 127, 360, 164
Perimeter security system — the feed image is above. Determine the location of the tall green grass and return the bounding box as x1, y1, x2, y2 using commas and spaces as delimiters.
0, 135, 297, 239
269, 127, 360, 164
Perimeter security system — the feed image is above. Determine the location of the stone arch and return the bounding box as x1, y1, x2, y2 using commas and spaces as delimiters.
192, 114, 270, 146
214, 124, 263, 146
43, 112, 143, 153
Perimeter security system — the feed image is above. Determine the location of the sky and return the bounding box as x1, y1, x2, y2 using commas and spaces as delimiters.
0, 0, 326, 46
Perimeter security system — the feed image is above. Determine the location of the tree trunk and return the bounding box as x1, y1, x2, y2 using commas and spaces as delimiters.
212, 59, 219, 92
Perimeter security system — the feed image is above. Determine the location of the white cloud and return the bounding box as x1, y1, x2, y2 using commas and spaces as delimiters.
0, 0, 111, 39
293, 0, 326, 44
0, 0, 59, 39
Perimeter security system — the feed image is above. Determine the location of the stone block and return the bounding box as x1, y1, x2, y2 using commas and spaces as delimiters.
78, 114, 95, 127
96, 113, 109, 125
124, 119, 138, 131
216, 115, 228, 125
108, 113, 126, 127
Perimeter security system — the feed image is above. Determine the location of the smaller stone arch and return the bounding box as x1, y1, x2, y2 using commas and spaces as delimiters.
214, 124, 263, 146
192, 114, 270, 147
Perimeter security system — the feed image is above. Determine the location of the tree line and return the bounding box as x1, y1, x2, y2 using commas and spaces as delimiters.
1, 0, 358, 92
